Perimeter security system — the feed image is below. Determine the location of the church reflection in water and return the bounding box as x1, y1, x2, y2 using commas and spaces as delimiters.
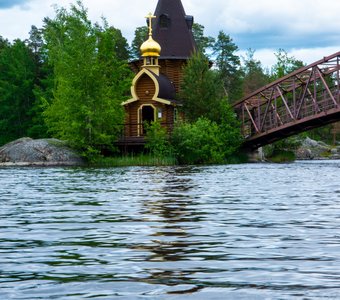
131, 166, 208, 291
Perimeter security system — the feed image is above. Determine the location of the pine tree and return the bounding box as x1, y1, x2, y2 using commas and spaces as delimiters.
130, 26, 148, 60
242, 49, 270, 95
213, 31, 243, 103
192, 23, 215, 55
27, 25, 52, 138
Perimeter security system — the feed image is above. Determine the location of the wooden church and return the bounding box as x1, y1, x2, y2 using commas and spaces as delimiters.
119, 0, 196, 148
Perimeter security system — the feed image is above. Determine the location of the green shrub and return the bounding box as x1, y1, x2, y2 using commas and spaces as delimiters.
266, 150, 296, 163
264, 137, 300, 158
144, 121, 174, 157
172, 117, 241, 165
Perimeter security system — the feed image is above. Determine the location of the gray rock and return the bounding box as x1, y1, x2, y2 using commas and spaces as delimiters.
331, 148, 338, 155
294, 137, 338, 160
302, 137, 319, 148
295, 147, 313, 160
0, 138, 85, 167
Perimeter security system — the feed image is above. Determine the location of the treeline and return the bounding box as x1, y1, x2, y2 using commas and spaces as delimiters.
1, 1, 331, 160
0, 2, 133, 153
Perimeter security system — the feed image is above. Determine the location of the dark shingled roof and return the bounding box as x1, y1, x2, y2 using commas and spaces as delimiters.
152, 0, 196, 59
156, 73, 176, 100
148, 71, 176, 101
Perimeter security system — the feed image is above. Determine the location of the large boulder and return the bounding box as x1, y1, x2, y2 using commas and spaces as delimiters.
294, 137, 339, 160
0, 138, 85, 166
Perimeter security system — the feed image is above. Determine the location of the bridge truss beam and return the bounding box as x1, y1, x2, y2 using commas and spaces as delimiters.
233, 51, 340, 149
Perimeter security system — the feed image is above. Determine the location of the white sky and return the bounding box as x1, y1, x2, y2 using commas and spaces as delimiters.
0, 0, 339, 68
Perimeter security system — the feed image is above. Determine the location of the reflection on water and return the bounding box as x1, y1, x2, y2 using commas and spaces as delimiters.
1, 161, 340, 299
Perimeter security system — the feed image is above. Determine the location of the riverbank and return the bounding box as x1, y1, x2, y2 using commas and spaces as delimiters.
294, 137, 340, 160
263, 137, 340, 163
1, 137, 339, 167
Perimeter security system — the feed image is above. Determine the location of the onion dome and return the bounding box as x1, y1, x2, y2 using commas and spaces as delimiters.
140, 36, 161, 57
140, 12, 161, 57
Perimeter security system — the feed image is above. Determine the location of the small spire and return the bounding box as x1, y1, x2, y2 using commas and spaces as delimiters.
145, 12, 156, 37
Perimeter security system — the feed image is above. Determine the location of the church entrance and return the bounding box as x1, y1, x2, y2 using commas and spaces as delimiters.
140, 105, 155, 135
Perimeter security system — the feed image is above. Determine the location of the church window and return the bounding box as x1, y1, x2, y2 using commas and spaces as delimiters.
160, 14, 170, 28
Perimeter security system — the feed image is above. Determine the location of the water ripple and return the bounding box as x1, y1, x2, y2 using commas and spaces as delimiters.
1, 162, 340, 299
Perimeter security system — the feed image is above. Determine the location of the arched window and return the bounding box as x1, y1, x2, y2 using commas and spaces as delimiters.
160, 14, 170, 29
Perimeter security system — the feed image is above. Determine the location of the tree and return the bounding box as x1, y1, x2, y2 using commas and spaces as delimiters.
216, 100, 243, 157
192, 23, 215, 55
97, 22, 130, 61
26, 25, 52, 138
0, 39, 36, 145
271, 49, 304, 80
213, 31, 243, 103
180, 51, 224, 122
42, 1, 132, 156
176, 51, 243, 164
0, 36, 9, 50
130, 26, 148, 60
242, 49, 270, 95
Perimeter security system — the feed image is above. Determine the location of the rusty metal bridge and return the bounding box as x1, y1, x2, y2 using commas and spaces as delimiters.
233, 51, 340, 150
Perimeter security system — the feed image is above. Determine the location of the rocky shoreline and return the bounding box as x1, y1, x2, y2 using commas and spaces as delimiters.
0, 138, 85, 167
294, 137, 340, 160
0, 137, 339, 167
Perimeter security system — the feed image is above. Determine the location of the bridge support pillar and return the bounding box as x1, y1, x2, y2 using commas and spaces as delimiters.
246, 147, 265, 162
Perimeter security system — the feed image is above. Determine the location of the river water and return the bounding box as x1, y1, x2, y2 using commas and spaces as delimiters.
0, 161, 340, 299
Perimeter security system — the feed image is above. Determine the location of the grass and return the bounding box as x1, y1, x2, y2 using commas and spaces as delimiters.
89, 154, 178, 167
89, 153, 250, 167
266, 150, 296, 163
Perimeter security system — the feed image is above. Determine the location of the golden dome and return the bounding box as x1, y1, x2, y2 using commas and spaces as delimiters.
140, 36, 161, 57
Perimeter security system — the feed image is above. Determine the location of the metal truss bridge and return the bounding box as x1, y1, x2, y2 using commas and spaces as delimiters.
233, 51, 340, 150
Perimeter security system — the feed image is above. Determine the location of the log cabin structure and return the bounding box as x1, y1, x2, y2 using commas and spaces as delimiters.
118, 0, 196, 149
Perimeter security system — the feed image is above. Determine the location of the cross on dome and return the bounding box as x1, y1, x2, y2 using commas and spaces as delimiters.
140, 12, 161, 59
145, 12, 156, 37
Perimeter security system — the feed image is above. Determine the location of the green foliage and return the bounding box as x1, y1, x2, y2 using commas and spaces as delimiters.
130, 26, 148, 59
98, 23, 130, 61
192, 23, 215, 55
42, 1, 132, 156
27, 25, 52, 139
213, 31, 243, 102
264, 137, 300, 158
178, 49, 243, 164
307, 125, 334, 144
180, 52, 225, 122
0, 39, 37, 145
0, 36, 8, 50
271, 49, 304, 80
172, 111, 242, 165
172, 118, 223, 164
263, 124, 299, 163
216, 101, 243, 157
144, 121, 174, 157
242, 49, 271, 95
91, 154, 177, 167
266, 150, 296, 163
